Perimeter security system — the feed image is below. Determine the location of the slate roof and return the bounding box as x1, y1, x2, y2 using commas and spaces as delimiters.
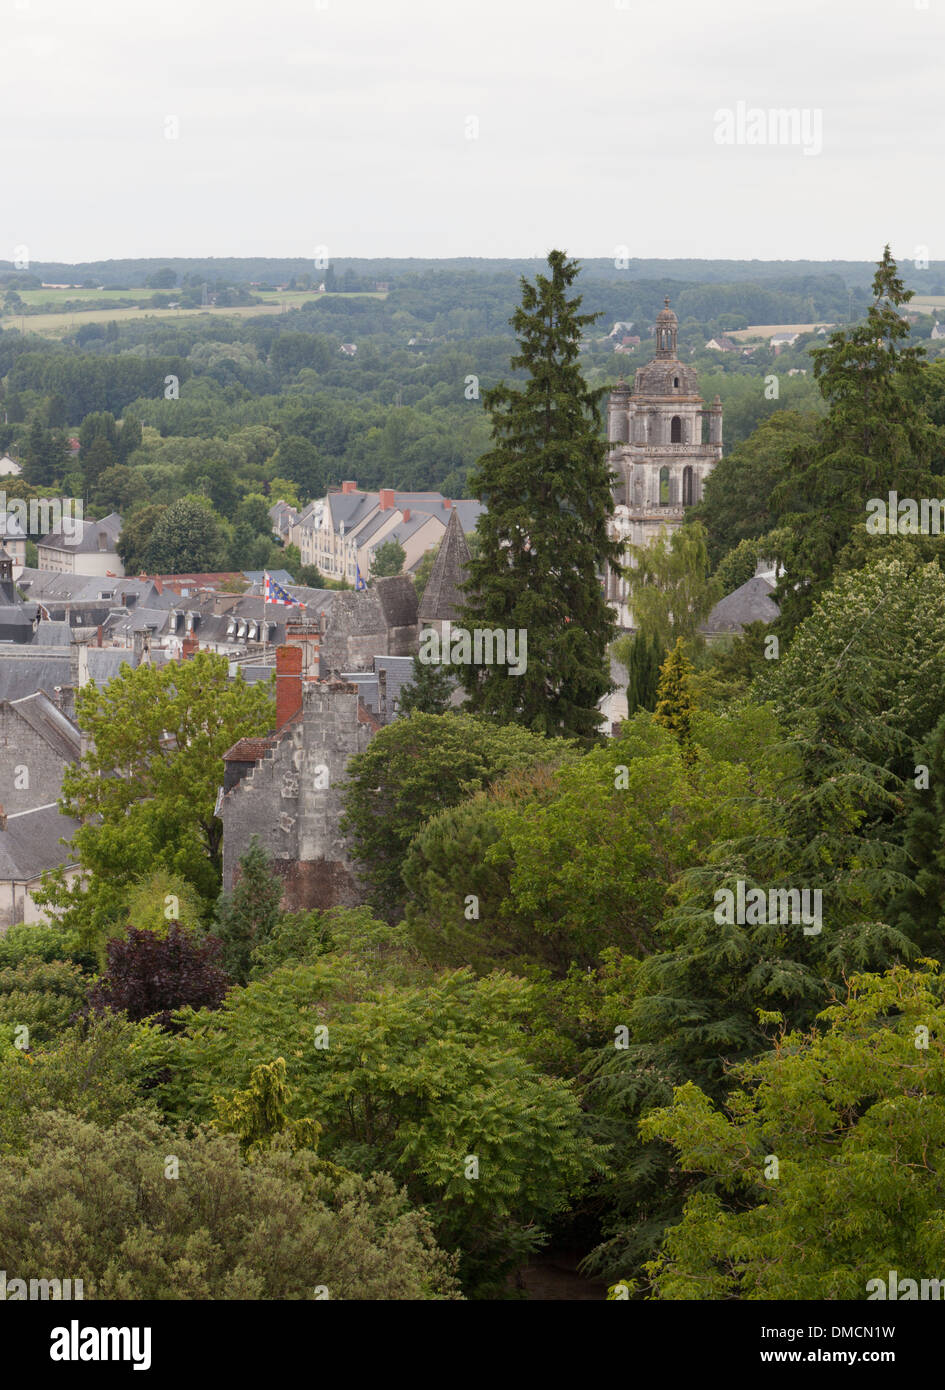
0, 804, 80, 881
30, 621, 72, 646
8, 691, 81, 762
702, 576, 780, 634
374, 574, 419, 630
418, 508, 471, 624
39, 511, 122, 554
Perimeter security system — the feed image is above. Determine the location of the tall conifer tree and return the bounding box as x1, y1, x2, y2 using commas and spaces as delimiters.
459, 250, 620, 740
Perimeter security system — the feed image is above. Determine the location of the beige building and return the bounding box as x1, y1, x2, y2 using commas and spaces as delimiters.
38, 511, 124, 577
0, 803, 81, 931
290, 486, 482, 585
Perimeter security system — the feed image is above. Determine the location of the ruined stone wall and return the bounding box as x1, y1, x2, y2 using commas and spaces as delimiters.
221, 681, 373, 911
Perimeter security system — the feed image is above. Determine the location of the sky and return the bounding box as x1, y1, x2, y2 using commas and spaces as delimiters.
3, 0, 944, 264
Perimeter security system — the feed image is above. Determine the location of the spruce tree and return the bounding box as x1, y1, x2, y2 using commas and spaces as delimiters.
397, 651, 455, 716
213, 838, 283, 983
772, 246, 939, 634
459, 250, 620, 741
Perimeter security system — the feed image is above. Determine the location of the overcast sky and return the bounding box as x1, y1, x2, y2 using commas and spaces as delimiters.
4, 0, 943, 264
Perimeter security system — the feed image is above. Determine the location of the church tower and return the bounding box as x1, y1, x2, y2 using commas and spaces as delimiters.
605, 299, 722, 627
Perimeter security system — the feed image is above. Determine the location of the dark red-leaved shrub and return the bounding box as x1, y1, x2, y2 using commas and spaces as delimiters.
88, 924, 231, 1030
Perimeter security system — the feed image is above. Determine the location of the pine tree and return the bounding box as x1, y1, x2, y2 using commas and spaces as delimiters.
213, 838, 283, 983
459, 250, 620, 741
653, 639, 696, 757
397, 651, 455, 715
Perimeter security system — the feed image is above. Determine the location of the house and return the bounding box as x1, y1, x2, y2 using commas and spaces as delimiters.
932, 322, 945, 341
0, 691, 82, 814
0, 455, 22, 477
339, 343, 358, 357
0, 802, 81, 931
770, 332, 801, 350
700, 573, 780, 640
705, 336, 737, 352
38, 511, 124, 577
269, 499, 299, 541
288, 483, 483, 588
0, 508, 28, 573
0, 545, 39, 643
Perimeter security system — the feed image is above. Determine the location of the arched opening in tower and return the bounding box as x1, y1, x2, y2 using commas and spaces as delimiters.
683, 466, 693, 506
671, 415, 682, 444
659, 466, 670, 505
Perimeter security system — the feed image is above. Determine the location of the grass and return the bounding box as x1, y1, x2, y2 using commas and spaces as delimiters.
0, 290, 388, 337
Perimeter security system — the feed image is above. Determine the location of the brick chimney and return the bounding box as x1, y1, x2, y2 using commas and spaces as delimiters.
276, 644, 303, 728
341, 480, 358, 495
402, 508, 411, 523
443, 498, 452, 509
379, 488, 395, 511
181, 633, 198, 660
0, 803, 5, 831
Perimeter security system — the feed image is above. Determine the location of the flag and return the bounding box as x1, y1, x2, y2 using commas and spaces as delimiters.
355, 565, 367, 591
263, 572, 304, 607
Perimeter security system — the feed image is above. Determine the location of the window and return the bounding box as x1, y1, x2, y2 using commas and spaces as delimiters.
671, 416, 682, 443
659, 466, 670, 505
673, 377, 679, 388
683, 466, 693, 507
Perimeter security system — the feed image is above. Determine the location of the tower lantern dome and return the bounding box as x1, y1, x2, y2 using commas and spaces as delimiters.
654, 297, 678, 359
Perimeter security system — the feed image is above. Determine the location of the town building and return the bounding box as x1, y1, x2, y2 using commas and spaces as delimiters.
37, 511, 124, 576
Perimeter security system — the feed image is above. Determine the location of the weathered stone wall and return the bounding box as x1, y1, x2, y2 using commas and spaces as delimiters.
0, 706, 72, 813
220, 681, 373, 911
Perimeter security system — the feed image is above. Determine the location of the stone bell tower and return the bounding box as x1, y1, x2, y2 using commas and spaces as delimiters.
605, 299, 722, 628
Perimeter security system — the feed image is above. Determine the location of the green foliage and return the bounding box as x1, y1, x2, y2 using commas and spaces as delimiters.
214, 1057, 320, 1155
642, 965, 945, 1300
653, 638, 697, 757
37, 653, 274, 956
143, 493, 228, 574
0, 956, 88, 1047
460, 251, 619, 739
396, 652, 456, 715
614, 632, 665, 716
0, 1012, 166, 1155
156, 958, 598, 1295
771, 248, 941, 633
623, 522, 719, 648
213, 838, 284, 983
341, 711, 570, 920
369, 538, 406, 578
756, 554, 945, 772
0, 1108, 460, 1299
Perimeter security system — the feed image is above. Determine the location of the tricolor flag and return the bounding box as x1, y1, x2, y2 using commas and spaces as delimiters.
263, 572, 304, 607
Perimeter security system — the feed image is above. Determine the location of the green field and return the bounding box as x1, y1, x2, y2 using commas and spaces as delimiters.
0, 289, 388, 337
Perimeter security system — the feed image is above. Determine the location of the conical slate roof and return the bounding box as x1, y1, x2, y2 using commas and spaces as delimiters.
418, 508, 471, 624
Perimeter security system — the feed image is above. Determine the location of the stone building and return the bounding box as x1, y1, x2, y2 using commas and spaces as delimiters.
219, 644, 379, 911
417, 506, 471, 635
605, 299, 723, 628
0, 691, 81, 815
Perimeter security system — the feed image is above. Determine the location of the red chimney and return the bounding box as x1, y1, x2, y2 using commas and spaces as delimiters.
379, 488, 395, 511
153, 577, 163, 595
341, 480, 358, 495
443, 498, 452, 509
96, 624, 103, 648
181, 634, 198, 660
402, 508, 411, 523
276, 644, 303, 728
